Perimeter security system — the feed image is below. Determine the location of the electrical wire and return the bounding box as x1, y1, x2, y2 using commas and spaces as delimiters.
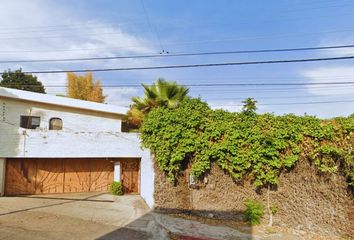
17, 55, 354, 74
228, 99, 354, 106
2, 81, 354, 88
1, 44, 354, 63
139, 0, 164, 51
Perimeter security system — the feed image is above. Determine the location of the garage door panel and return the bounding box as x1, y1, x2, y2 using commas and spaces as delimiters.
90, 159, 114, 191
5, 158, 115, 195
63, 159, 90, 193
121, 159, 140, 194
5, 159, 37, 195
35, 159, 64, 194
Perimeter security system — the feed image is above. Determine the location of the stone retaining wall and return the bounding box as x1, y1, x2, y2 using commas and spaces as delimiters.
153, 159, 354, 236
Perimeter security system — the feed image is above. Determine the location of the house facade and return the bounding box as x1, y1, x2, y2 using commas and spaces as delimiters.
0, 87, 154, 208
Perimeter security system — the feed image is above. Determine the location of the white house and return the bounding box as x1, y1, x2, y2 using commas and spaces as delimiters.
0, 87, 154, 208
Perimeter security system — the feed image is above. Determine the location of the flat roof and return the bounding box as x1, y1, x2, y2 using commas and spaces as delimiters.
0, 87, 127, 116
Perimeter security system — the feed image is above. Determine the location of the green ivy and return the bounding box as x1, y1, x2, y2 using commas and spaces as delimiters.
244, 199, 265, 225
141, 98, 354, 187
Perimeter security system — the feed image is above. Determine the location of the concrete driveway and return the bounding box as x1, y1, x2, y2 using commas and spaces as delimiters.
0, 193, 263, 240
0, 192, 162, 240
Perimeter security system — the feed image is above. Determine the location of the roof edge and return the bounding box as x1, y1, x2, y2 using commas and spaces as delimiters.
0, 87, 128, 116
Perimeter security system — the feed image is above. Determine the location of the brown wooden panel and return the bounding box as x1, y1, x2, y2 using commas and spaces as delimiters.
5, 159, 37, 195
63, 159, 90, 193
90, 159, 114, 191
35, 159, 64, 194
5, 158, 116, 195
121, 159, 140, 194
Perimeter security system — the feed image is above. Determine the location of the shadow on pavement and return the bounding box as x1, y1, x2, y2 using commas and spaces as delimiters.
10, 194, 114, 202
0, 193, 112, 217
97, 208, 253, 240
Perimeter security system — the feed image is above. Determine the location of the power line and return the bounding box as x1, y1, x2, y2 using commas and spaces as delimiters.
0, 24, 112, 35
2, 44, 354, 63
283, 2, 354, 13
163, 27, 354, 46
18, 55, 354, 74
0, 85, 352, 105
0, 1, 345, 34
242, 99, 354, 106
206, 95, 352, 100
1, 25, 354, 47
2, 81, 354, 88
0, 31, 124, 41
139, 0, 164, 52
0, 20, 144, 31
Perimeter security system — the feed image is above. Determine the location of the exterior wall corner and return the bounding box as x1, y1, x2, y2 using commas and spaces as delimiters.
139, 150, 154, 209
0, 158, 6, 196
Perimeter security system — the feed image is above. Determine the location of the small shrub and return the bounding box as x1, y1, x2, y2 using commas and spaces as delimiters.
244, 199, 265, 225
110, 181, 123, 195
270, 204, 278, 215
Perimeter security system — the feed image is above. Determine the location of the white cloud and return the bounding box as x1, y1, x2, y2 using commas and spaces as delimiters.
209, 101, 243, 112
36, 72, 67, 95
0, 0, 156, 106
301, 66, 354, 96
318, 35, 354, 57
208, 101, 267, 112
104, 87, 138, 106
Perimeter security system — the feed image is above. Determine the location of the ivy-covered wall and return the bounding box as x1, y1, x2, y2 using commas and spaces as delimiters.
153, 161, 353, 236
141, 98, 354, 188
141, 98, 354, 236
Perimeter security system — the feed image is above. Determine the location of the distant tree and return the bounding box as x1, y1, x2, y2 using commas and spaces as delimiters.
125, 107, 145, 129
66, 72, 105, 103
0, 69, 46, 93
127, 78, 189, 127
242, 97, 257, 113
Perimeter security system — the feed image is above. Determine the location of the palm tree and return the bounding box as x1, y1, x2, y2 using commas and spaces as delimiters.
126, 79, 189, 127
242, 97, 258, 114
132, 78, 189, 113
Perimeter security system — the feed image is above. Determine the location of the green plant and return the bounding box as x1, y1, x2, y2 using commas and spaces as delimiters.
244, 199, 265, 225
110, 181, 123, 196
128, 78, 190, 128
132, 78, 189, 111
140, 98, 354, 187
242, 97, 257, 114
270, 204, 278, 215
1, 68, 46, 93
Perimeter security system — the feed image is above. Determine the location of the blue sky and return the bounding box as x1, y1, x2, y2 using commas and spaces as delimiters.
1, 0, 354, 117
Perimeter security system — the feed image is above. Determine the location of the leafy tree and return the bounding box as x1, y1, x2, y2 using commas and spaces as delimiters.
127, 78, 189, 127
126, 107, 145, 128
242, 97, 257, 113
0, 69, 46, 93
66, 72, 105, 103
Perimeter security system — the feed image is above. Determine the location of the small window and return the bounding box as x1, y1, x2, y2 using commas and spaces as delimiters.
49, 118, 63, 130
20, 116, 40, 129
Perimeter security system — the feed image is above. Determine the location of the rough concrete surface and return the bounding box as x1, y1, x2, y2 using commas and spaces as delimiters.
0, 192, 159, 240
0, 192, 255, 240
154, 160, 354, 237
0, 192, 347, 240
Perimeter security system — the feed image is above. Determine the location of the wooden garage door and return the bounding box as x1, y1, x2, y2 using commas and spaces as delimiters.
5, 158, 114, 195
120, 158, 140, 194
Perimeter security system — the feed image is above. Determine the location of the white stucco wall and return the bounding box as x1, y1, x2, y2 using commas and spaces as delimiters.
0, 124, 155, 208
0, 97, 155, 208
140, 149, 155, 208
0, 87, 127, 115
1, 98, 122, 132
114, 162, 121, 181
